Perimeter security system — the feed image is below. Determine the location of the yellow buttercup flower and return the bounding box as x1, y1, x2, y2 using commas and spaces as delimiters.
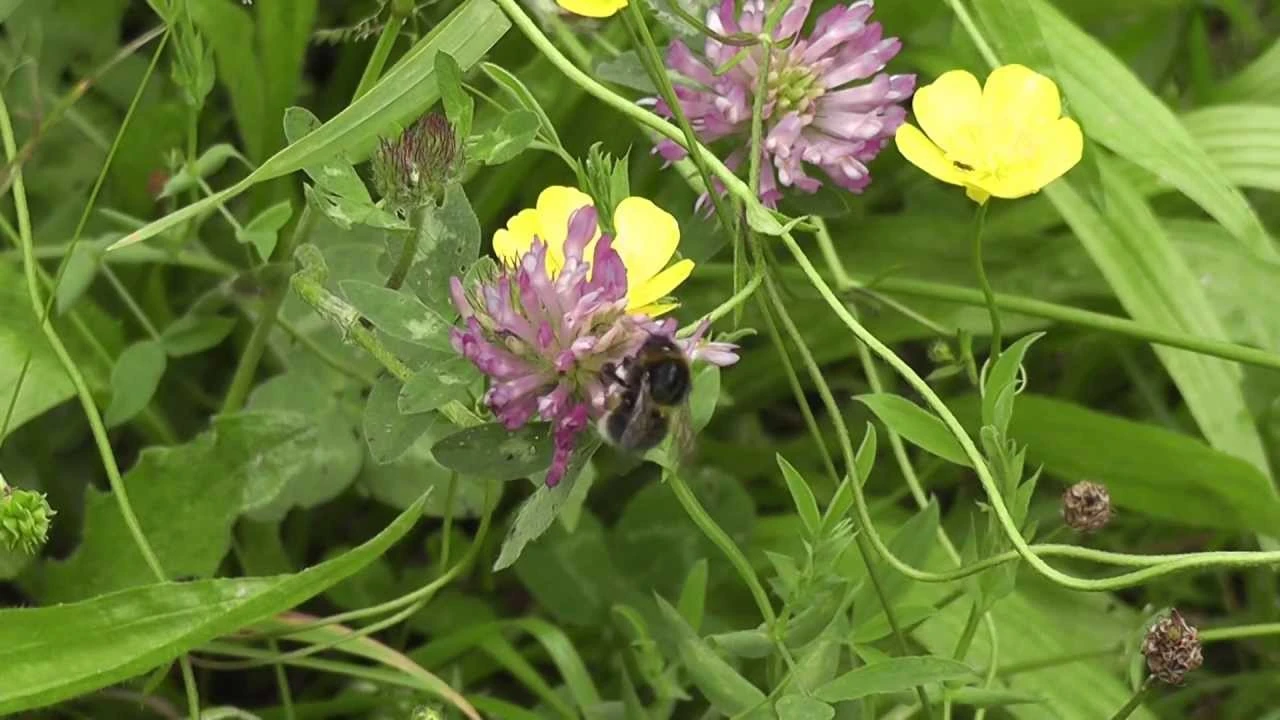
894, 64, 1083, 204
556, 0, 627, 18
492, 186, 694, 316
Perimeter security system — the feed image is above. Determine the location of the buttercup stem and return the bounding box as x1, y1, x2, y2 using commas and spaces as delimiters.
971, 202, 1002, 359
1107, 680, 1153, 720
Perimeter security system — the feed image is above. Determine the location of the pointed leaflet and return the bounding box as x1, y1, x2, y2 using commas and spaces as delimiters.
856, 394, 969, 467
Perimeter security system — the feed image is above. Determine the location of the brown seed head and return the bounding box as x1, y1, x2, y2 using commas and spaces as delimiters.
1062, 480, 1112, 532
1142, 609, 1203, 685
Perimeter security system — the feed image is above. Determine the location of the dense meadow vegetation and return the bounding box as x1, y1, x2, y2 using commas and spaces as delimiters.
2, 0, 1279, 717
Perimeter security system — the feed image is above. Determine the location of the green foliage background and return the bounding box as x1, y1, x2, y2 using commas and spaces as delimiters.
1, 0, 1278, 718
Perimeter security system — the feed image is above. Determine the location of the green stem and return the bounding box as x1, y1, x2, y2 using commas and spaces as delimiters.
1200, 622, 1280, 643
353, 14, 407, 100
1108, 680, 1152, 720
621, 2, 738, 233
221, 205, 316, 414
757, 264, 932, 718
676, 270, 762, 338
385, 205, 428, 290
666, 470, 792, 664
699, 263, 1280, 374
1, 85, 205, 720
952, 601, 984, 661
971, 203, 1001, 359
101, 265, 162, 340
268, 639, 296, 720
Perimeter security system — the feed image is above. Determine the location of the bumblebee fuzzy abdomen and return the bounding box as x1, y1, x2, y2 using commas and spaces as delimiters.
601, 386, 670, 452
645, 358, 691, 406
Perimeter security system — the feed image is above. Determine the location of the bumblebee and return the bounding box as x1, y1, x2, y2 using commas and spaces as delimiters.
599, 334, 693, 454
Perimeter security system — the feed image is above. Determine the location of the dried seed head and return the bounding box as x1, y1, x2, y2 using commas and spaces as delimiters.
1142, 609, 1203, 685
371, 112, 462, 209
1062, 480, 1112, 532
0, 484, 56, 555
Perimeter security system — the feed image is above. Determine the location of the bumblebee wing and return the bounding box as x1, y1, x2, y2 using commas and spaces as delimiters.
667, 402, 697, 466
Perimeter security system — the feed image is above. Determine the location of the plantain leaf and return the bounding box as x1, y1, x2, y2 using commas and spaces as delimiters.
0, 494, 426, 716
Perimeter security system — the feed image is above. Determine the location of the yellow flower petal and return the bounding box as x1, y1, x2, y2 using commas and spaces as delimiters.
894, 123, 967, 187
627, 258, 695, 312
912, 69, 982, 159
556, 0, 627, 18
612, 196, 680, 287
634, 301, 681, 317
493, 208, 540, 267
981, 64, 1062, 133
1029, 116, 1084, 190
535, 185, 595, 253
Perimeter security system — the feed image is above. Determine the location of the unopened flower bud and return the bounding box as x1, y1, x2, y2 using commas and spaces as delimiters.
1062, 480, 1112, 532
1142, 609, 1203, 685
371, 112, 462, 210
0, 485, 55, 555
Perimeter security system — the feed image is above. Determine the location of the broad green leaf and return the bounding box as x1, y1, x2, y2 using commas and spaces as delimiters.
947, 687, 1043, 707
435, 52, 474, 139
913, 581, 1156, 720
0, 264, 81, 438
951, 394, 1280, 533
853, 501, 939, 627
656, 597, 768, 716
493, 440, 600, 570
54, 241, 102, 314
237, 200, 293, 261
472, 109, 540, 166
159, 143, 247, 198
431, 422, 553, 478
340, 280, 452, 348
611, 467, 755, 598
595, 52, 657, 94
776, 695, 835, 720
1043, 162, 1270, 473
399, 351, 479, 414
244, 372, 363, 520
513, 512, 619, 628
856, 394, 970, 467
358, 425, 494, 518
1216, 38, 1280, 104
814, 657, 976, 702
676, 558, 708, 632
1028, 0, 1273, 257
480, 61, 561, 146
103, 340, 167, 427
364, 376, 445, 464
406, 183, 482, 311
777, 454, 821, 537
161, 314, 237, 357
0, 494, 426, 715
111, 0, 510, 251
37, 412, 320, 602
1181, 105, 1280, 193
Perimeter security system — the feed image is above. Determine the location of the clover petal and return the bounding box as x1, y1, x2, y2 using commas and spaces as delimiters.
612, 196, 680, 287
627, 258, 695, 312
894, 123, 967, 187
556, 0, 627, 18
912, 69, 982, 160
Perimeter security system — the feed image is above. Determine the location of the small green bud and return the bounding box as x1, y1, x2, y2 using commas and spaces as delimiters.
411, 707, 443, 720
578, 143, 630, 233
0, 485, 55, 555
371, 112, 462, 210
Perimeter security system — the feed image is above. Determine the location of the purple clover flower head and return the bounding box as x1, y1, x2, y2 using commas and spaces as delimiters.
654, 0, 915, 208
450, 206, 737, 486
